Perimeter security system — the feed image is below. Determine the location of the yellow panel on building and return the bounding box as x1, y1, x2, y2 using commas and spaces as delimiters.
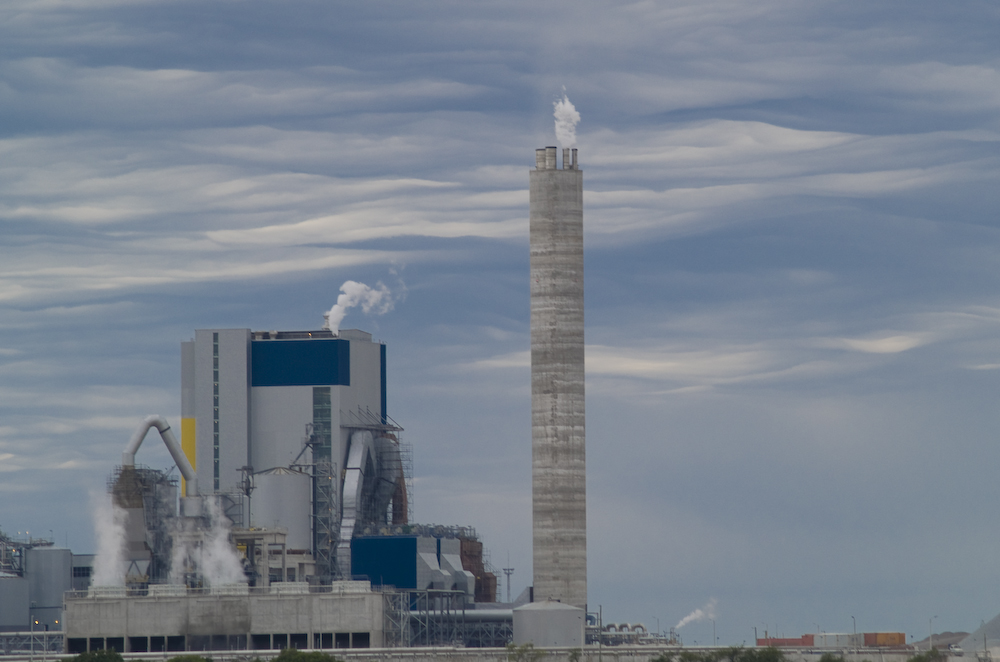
181, 417, 196, 494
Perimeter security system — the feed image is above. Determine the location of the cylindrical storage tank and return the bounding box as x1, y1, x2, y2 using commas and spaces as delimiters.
513, 601, 585, 647
252, 467, 312, 550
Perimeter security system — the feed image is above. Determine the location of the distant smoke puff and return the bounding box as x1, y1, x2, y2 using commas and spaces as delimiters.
323, 280, 394, 334
553, 94, 581, 148
676, 598, 717, 629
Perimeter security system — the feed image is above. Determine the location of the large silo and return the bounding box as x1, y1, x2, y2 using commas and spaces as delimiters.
252, 467, 312, 550
529, 146, 586, 610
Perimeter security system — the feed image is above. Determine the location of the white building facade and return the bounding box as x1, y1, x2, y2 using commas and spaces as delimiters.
181, 328, 406, 582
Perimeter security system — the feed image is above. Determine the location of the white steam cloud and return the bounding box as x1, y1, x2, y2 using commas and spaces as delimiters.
676, 598, 717, 629
169, 498, 245, 586
90, 493, 127, 587
553, 94, 581, 148
323, 280, 394, 334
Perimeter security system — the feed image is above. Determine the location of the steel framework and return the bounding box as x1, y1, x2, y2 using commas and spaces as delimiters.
0, 632, 63, 656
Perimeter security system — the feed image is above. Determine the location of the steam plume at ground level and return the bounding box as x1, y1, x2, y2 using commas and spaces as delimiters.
91, 493, 245, 587
168, 499, 245, 586
90, 492, 126, 587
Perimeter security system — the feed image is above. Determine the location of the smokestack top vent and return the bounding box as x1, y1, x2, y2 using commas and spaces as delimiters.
545, 146, 557, 170
534, 146, 579, 171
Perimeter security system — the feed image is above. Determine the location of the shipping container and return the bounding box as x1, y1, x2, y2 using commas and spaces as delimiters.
864, 632, 906, 647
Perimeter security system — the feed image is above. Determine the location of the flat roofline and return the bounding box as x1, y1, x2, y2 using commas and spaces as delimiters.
251, 328, 374, 342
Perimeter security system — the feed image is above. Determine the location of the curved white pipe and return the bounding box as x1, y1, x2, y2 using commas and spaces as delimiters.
122, 414, 198, 497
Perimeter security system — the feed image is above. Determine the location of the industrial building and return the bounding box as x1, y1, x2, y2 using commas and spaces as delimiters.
0, 531, 93, 634
59, 323, 508, 653
180, 326, 406, 583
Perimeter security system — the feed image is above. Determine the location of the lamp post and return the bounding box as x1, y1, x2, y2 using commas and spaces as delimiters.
929, 616, 938, 651
852, 616, 857, 652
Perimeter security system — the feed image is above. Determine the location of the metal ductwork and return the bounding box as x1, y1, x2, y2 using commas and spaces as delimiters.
337, 430, 376, 578
123, 414, 199, 499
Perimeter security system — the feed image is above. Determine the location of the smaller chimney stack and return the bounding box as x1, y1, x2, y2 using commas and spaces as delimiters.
535, 149, 546, 170
545, 146, 557, 170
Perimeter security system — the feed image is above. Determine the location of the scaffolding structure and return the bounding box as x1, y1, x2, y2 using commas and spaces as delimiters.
0, 527, 27, 576
382, 590, 412, 647
312, 456, 338, 582
397, 437, 414, 523
107, 464, 178, 585
340, 406, 408, 577
292, 423, 340, 583
462, 619, 514, 649
405, 590, 512, 648
0, 632, 63, 656
409, 589, 468, 647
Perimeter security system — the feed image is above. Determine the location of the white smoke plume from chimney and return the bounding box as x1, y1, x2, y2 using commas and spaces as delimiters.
322, 280, 393, 334
553, 93, 581, 148
676, 598, 717, 629
90, 492, 127, 587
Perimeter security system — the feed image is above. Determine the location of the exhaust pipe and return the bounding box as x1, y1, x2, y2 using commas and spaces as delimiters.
123, 415, 199, 501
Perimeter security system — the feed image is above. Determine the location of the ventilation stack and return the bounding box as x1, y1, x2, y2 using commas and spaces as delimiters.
529, 146, 586, 611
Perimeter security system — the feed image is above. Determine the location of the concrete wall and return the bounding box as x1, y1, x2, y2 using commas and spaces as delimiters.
64, 584, 386, 652
529, 147, 587, 611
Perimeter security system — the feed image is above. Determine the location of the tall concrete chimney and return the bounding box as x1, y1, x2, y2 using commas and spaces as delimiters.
529, 146, 586, 610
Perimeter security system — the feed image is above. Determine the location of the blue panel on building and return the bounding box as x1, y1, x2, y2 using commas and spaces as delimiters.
351, 537, 417, 589
250, 339, 350, 387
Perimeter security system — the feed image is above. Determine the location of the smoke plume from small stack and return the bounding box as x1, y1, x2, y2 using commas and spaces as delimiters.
553, 93, 581, 148
676, 598, 717, 629
322, 280, 394, 334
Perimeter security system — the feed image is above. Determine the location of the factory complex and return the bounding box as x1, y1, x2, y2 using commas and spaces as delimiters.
0, 147, 970, 660
0, 146, 590, 655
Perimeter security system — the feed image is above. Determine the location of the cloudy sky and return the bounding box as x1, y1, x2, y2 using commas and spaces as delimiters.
3, 0, 1000, 645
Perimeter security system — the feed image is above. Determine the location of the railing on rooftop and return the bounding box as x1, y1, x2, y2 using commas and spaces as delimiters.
66, 580, 383, 600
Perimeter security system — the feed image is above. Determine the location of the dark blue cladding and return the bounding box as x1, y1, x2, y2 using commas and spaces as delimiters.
351, 536, 417, 589
250, 339, 350, 387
